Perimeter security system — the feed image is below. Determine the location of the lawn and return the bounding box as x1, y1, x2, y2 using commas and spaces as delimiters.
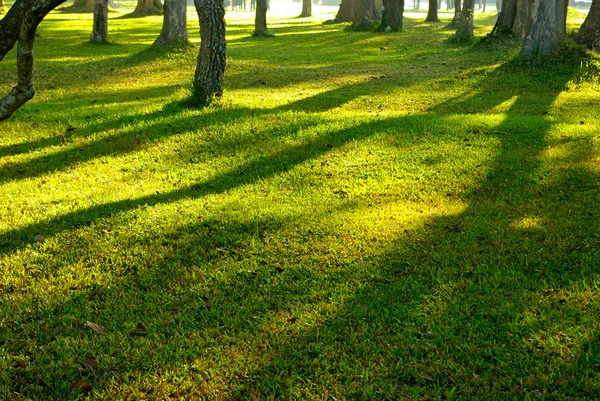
1, 3, 600, 400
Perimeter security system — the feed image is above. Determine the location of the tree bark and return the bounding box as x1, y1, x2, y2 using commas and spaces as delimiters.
496, 0, 516, 33
336, 0, 356, 21
62, 0, 95, 12
575, 0, 600, 50
353, 0, 382, 30
425, 0, 439, 21
90, 0, 109, 43
381, 0, 404, 30
254, 0, 268, 35
154, 0, 188, 46
193, 0, 226, 105
455, 0, 474, 39
448, 0, 461, 28
521, 0, 565, 57
512, 0, 532, 38
300, 0, 312, 17
128, 0, 164, 16
0, 0, 67, 121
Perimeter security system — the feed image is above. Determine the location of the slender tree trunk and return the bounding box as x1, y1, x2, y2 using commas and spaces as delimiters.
193, 0, 226, 105
448, 0, 461, 27
300, 0, 312, 16
425, 0, 439, 20
381, 0, 404, 30
154, 0, 188, 46
90, 0, 109, 43
0, 0, 67, 121
254, 0, 268, 35
455, 0, 474, 39
575, 0, 600, 50
521, 0, 565, 57
336, 0, 356, 21
353, 0, 382, 29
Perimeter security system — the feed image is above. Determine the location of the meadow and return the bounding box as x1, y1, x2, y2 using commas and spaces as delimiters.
1, 3, 600, 399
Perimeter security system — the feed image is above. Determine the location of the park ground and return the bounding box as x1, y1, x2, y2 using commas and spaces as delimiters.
1, 3, 600, 400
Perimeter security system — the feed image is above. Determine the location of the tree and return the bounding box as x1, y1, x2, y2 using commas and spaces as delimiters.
336, 0, 356, 22
90, 0, 109, 43
521, 0, 566, 57
254, 0, 268, 36
455, 0, 474, 40
154, 0, 189, 47
353, 0, 382, 30
62, 0, 95, 13
193, 0, 226, 105
575, 0, 600, 51
448, 0, 461, 28
492, 0, 531, 38
300, 0, 312, 17
380, 0, 405, 30
0, 0, 66, 121
425, 0, 440, 21
126, 0, 164, 17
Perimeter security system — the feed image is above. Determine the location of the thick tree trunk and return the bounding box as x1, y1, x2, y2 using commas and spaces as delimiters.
512, 0, 532, 38
381, 0, 404, 30
193, 0, 226, 105
254, 0, 268, 35
455, 0, 474, 39
353, 0, 382, 29
425, 0, 439, 20
336, 0, 356, 21
90, 0, 109, 43
154, 0, 188, 46
521, 0, 565, 57
496, 0, 516, 33
575, 0, 600, 50
62, 0, 95, 12
129, 0, 164, 16
448, 0, 461, 27
0, 0, 67, 121
300, 0, 312, 17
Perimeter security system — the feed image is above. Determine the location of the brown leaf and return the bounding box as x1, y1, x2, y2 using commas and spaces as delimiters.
81, 358, 98, 370
556, 375, 568, 386
71, 381, 92, 393
130, 323, 147, 336
86, 321, 107, 334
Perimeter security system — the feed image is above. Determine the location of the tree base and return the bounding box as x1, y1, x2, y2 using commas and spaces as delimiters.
121, 7, 163, 17
60, 5, 95, 12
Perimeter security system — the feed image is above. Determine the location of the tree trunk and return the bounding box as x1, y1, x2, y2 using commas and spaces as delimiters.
300, 0, 312, 17
90, 0, 109, 43
448, 0, 461, 27
425, 0, 439, 20
62, 0, 95, 12
455, 0, 474, 39
154, 0, 188, 46
512, 0, 532, 38
0, 0, 67, 121
496, 0, 516, 33
353, 0, 382, 29
381, 0, 404, 30
521, 0, 565, 57
336, 0, 356, 21
575, 0, 600, 50
254, 0, 268, 35
193, 0, 226, 105
129, 0, 164, 16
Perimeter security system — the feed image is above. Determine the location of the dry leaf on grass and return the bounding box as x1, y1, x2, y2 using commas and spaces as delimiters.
556, 375, 568, 386
71, 381, 92, 393
81, 358, 98, 370
130, 323, 147, 336
86, 321, 107, 334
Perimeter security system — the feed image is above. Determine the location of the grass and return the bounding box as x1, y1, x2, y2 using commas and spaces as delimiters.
1, 3, 600, 400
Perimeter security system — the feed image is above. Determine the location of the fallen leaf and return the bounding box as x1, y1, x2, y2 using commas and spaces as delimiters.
34, 234, 45, 242
86, 321, 107, 334
71, 381, 92, 393
130, 323, 147, 336
556, 375, 568, 386
81, 358, 98, 370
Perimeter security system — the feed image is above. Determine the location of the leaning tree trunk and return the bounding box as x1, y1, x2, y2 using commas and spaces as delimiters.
336, 0, 356, 21
0, 0, 67, 121
575, 0, 600, 50
254, 0, 268, 35
448, 0, 461, 27
455, 0, 474, 39
425, 0, 439, 21
381, 0, 404, 30
521, 0, 565, 57
193, 0, 226, 105
353, 0, 382, 29
154, 0, 188, 46
128, 0, 164, 16
90, 0, 109, 43
300, 0, 312, 17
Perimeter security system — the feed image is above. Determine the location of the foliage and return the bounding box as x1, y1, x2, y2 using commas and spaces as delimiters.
1, 6, 599, 401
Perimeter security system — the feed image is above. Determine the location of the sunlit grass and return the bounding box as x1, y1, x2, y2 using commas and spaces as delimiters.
1, 3, 600, 400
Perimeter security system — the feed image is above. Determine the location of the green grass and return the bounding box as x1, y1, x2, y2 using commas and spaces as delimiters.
1, 3, 600, 400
